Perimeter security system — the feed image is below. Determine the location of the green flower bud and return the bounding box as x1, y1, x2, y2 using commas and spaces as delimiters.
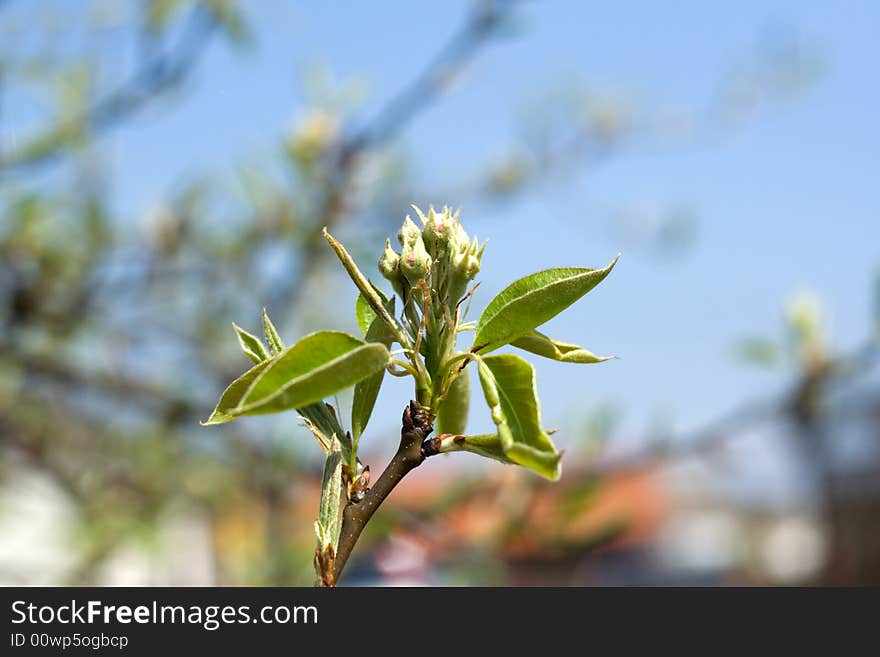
400, 233, 432, 283
469, 235, 483, 257
452, 237, 483, 279
447, 234, 484, 304
462, 253, 481, 280
410, 204, 430, 225
397, 215, 422, 248
475, 236, 487, 261
420, 205, 451, 256
378, 238, 400, 281
386, 205, 486, 307
450, 214, 470, 255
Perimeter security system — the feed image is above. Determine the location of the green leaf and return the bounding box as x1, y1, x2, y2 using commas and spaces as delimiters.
316, 437, 343, 551
356, 293, 376, 336
203, 331, 390, 424
299, 402, 348, 455
472, 256, 619, 354
232, 322, 269, 364
477, 354, 561, 480
512, 330, 614, 364
262, 307, 285, 355
350, 312, 394, 441
435, 433, 516, 464
201, 358, 273, 425
325, 228, 409, 349
355, 283, 392, 336
435, 366, 470, 435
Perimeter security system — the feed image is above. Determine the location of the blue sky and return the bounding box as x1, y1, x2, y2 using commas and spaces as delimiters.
23, 2, 880, 457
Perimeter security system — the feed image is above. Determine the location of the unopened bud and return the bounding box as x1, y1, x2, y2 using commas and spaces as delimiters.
447, 233, 483, 303
397, 216, 422, 248
469, 236, 483, 258
400, 233, 432, 283
378, 238, 400, 281
462, 253, 481, 279
450, 215, 470, 255
421, 205, 451, 256
411, 205, 429, 225
452, 237, 482, 280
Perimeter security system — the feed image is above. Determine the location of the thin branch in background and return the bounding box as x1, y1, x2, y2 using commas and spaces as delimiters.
0, 3, 218, 175
588, 397, 782, 477
275, 0, 520, 311
589, 340, 879, 477
340, 0, 516, 161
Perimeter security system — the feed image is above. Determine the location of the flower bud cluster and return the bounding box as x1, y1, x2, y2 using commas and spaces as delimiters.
379, 205, 484, 309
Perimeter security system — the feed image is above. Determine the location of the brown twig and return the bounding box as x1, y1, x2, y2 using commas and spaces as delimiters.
332, 400, 435, 583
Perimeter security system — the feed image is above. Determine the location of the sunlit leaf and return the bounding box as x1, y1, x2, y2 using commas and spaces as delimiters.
262, 307, 285, 355
316, 437, 343, 551
326, 229, 404, 344
472, 256, 618, 354
230, 314, 353, 457
477, 354, 561, 480
355, 282, 392, 336
436, 433, 515, 465
351, 309, 395, 441
232, 322, 269, 364
436, 366, 470, 435
201, 358, 273, 425
299, 402, 347, 455
203, 331, 390, 424
355, 293, 376, 336
512, 330, 614, 364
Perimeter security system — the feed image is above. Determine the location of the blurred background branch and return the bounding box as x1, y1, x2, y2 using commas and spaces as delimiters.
0, 1, 237, 174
